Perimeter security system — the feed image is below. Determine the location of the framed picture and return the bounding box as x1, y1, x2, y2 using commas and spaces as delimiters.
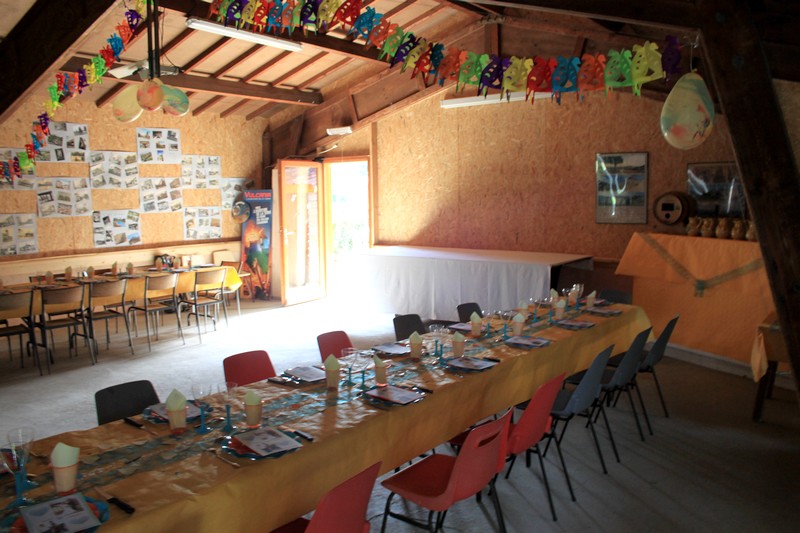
595, 152, 648, 224
687, 162, 747, 218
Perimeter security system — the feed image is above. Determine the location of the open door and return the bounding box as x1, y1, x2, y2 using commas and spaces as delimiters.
278, 159, 326, 306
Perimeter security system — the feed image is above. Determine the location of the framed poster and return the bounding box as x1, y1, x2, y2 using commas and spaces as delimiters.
595, 152, 648, 224
687, 162, 747, 218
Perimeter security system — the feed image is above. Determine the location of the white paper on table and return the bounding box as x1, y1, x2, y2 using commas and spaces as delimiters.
373, 343, 411, 355
365, 385, 424, 405
234, 426, 302, 456
447, 357, 497, 371
585, 306, 622, 316
448, 322, 473, 332
147, 402, 201, 420
20, 493, 101, 533
505, 336, 550, 348
284, 366, 326, 382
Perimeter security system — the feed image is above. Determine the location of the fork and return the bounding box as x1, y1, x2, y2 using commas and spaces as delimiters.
206, 448, 240, 468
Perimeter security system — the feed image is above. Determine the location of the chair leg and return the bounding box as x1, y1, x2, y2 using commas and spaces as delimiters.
550, 431, 575, 501
380, 493, 395, 533
596, 402, 620, 463
634, 380, 653, 436
504, 454, 517, 479
625, 387, 645, 441
144, 311, 153, 352
533, 444, 557, 521
650, 368, 670, 417
487, 478, 506, 533
123, 312, 134, 355
586, 412, 608, 474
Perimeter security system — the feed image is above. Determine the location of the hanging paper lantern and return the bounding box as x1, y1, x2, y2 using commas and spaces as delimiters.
112, 84, 144, 123
137, 79, 164, 112
660, 72, 715, 150
161, 85, 190, 116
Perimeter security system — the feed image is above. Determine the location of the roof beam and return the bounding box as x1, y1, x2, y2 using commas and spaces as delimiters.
0, 0, 119, 123
59, 57, 322, 105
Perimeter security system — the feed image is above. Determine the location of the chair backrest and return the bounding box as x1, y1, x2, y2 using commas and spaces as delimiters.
393, 314, 426, 341
450, 410, 511, 502
41, 285, 85, 315
607, 327, 652, 388
0, 291, 34, 321
95, 380, 160, 425
564, 345, 614, 415
641, 315, 679, 370
598, 288, 632, 304
457, 302, 482, 323
89, 278, 127, 307
220, 260, 243, 272
212, 250, 235, 264
223, 350, 277, 386
145, 273, 178, 293
195, 268, 226, 291
317, 331, 353, 362
507, 374, 565, 456
305, 461, 381, 533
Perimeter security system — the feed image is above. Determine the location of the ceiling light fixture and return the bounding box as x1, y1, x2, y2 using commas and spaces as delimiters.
440, 91, 552, 109
185, 17, 304, 52
326, 126, 353, 136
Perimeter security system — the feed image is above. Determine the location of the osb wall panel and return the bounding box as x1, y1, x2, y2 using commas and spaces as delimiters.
183, 189, 222, 207
375, 90, 735, 259
0, 96, 268, 259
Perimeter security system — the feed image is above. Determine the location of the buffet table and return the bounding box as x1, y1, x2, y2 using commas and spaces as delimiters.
616, 232, 774, 364
357, 246, 592, 320
6, 305, 650, 532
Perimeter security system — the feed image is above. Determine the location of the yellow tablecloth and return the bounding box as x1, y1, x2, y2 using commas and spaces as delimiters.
11, 305, 650, 532
616, 232, 774, 363
750, 312, 790, 381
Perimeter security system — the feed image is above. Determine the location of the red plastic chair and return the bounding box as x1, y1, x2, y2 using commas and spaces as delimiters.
271, 461, 381, 533
316, 330, 353, 363
380, 410, 512, 533
505, 373, 570, 521
222, 350, 276, 387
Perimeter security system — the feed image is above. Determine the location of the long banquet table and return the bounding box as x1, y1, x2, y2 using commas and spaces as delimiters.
356, 245, 593, 320
6, 305, 650, 532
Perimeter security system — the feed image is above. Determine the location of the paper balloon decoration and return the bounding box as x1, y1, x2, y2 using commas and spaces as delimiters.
112, 84, 144, 123
137, 79, 164, 112
161, 85, 190, 116
660, 72, 715, 150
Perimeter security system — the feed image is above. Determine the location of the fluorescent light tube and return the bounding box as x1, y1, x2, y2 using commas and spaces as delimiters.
326, 126, 353, 136
440, 91, 551, 109
186, 17, 303, 52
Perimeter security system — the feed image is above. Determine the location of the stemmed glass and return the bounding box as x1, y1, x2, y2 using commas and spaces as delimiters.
341, 347, 359, 387
354, 351, 373, 390
191, 383, 213, 435
218, 382, 238, 434
427, 324, 446, 357
1, 427, 35, 509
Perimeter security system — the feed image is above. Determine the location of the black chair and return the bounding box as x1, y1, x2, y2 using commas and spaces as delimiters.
457, 302, 482, 323
598, 288, 632, 304
95, 380, 160, 425
393, 314, 426, 341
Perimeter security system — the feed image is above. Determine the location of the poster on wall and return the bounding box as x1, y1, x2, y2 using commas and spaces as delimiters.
181, 155, 222, 188
595, 152, 648, 224
0, 214, 38, 256
91, 209, 141, 247
136, 128, 181, 164
89, 151, 139, 189
139, 177, 183, 213
0, 147, 35, 189
36, 122, 89, 163
221, 178, 254, 209
36, 178, 92, 217
240, 190, 273, 300
184, 207, 222, 240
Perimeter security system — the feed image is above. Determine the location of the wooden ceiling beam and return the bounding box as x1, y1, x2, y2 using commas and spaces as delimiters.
0, 0, 119, 123
192, 95, 224, 116
696, 0, 800, 399
212, 44, 262, 78
296, 57, 353, 90
96, 83, 126, 108
219, 99, 249, 118
243, 51, 293, 83
439, 1, 500, 17
246, 102, 277, 120
271, 52, 328, 87
403, 4, 450, 29
59, 57, 322, 105
159, 27, 195, 56
181, 37, 232, 73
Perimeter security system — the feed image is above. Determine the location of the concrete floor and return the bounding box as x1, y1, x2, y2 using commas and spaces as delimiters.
1, 297, 799, 532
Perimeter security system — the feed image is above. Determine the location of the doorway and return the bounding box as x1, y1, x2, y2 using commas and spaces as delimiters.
323, 157, 370, 297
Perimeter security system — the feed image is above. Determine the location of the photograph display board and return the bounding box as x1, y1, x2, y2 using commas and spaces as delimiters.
181, 155, 222, 188
36, 178, 92, 217
139, 177, 183, 213
91, 209, 141, 247
89, 150, 139, 189
221, 178, 254, 209
136, 128, 181, 164
595, 152, 648, 224
0, 147, 35, 189
184, 206, 222, 240
36, 122, 89, 163
0, 214, 38, 256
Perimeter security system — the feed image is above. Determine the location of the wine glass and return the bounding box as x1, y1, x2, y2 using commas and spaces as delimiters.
191, 383, 213, 435
341, 347, 359, 387
217, 382, 238, 433
2, 427, 35, 509
427, 324, 446, 356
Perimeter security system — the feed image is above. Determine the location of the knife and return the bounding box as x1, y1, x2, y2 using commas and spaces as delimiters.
95, 486, 136, 514
123, 417, 158, 436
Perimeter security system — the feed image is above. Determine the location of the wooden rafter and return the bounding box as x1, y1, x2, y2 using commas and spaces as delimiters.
272, 52, 328, 87
296, 57, 353, 90
192, 95, 224, 116
246, 102, 277, 120
181, 37, 232, 73
243, 51, 293, 83
212, 45, 263, 78
220, 99, 249, 118
96, 83, 127, 108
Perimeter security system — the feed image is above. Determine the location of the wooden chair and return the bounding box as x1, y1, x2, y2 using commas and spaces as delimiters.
36, 285, 95, 366
218, 260, 244, 316
128, 273, 184, 352
183, 268, 227, 343
86, 278, 134, 355
0, 291, 42, 374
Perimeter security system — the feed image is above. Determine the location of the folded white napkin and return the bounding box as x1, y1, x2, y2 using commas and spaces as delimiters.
165, 389, 186, 411
51, 442, 79, 467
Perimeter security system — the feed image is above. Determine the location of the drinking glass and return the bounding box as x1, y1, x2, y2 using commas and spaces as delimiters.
2, 427, 35, 509
427, 324, 445, 356
341, 347, 359, 387
191, 383, 213, 435
218, 382, 238, 433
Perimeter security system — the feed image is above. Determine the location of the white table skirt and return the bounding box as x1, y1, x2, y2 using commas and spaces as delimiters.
353, 246, 592, 320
